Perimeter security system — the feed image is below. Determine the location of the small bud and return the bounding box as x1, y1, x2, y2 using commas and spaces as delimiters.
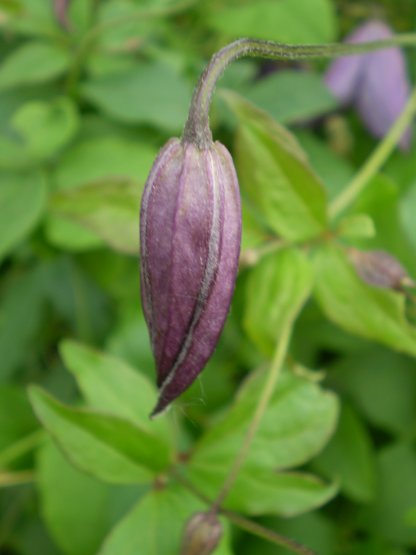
349, 248, 409, 290
140, 138, 241, 416
181, 512, 223, 555
53, 0, 70, 29
325, 20, 411, 150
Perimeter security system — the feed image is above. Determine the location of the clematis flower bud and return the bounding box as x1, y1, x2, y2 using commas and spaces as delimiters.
325, 20, 411, 150
181, 512, 223, 555
349, 248, 410, 290
140, 138, 241, 416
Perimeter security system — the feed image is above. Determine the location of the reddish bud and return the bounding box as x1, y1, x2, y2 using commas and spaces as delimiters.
140, 138, 241, 416
181, 512, 223, 555
349, 248, 409, 290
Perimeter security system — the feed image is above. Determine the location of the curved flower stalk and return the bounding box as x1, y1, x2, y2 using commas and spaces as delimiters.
325, 20, 412, 150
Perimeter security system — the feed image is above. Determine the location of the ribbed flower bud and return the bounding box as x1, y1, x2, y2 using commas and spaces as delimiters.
140, 138, 241, 416
349, 248, 410, 290
181, 512, 223, 555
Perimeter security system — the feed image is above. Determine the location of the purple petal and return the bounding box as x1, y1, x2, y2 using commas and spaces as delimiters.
140, 139, 241, 416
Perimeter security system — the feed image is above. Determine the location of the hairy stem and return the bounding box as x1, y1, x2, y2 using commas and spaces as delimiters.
210, 323, 292, 512
183, 35, 416, 148
329, 85, 416, 218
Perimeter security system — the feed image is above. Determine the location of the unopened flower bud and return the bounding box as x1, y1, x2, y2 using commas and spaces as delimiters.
349, 248, 409, 290
140, 138, 241, 416
181, 512, 223, 555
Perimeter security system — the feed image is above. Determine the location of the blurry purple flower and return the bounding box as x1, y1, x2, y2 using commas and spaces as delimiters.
140, 138, 241, 417
325, 20, 411, 150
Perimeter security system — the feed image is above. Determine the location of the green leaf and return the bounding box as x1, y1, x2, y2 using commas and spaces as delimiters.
0, 42, 70, 90
313, 403, 376, 503
38, 440, 117, 555
244, 248, 313, 356
188, 370, 338, 508
400, 180, 416, 254
50, 178, 140, 255
11, 97, 79, 159
362, 442, 416, 545
99, 485, 233, 555
28, 386, 172, 484
207, 0, 336, 43
59, 340, 172, 444
81, 63, 191, 132
0, 386, 38, 456
224, 91, 328, 241
190, 464, 337, 517
46, 136, 156, 251
0, 171, 47, 261
336, 214, 376, 240
313, 243, 416, 357
242, 71, 337, 124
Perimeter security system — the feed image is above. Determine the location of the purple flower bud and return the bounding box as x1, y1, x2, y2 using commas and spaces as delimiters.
349, 248, 409, 290
325, 20, 411, 150
53, 0, 70, 30
140, 138, 241, 417
181, 512, 223, 555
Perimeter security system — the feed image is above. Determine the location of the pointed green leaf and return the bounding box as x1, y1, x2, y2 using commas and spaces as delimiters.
59, 340, 172, 445
29, 387, 172, 484
244, 247, 313, 356
314, 244, 416, 356
0, 42, 70, 90
224, 91, 328, 241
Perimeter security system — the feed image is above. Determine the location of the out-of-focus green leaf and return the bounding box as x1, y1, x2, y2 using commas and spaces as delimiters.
336, 214, 376, 240
400, 180, 416, 254
38, 440, 115, 555
0, 42, 70, 90
0, 171, 46, 261
99, 485, 233, 555
59, 340, 171, 444
81, 63, 190, 132
11, 97, 79, 159
329, 348, 416, 436
244, 248, 313, 356
314, 403, 376, 503
0, 386, 38, 455
362, 442, 416, 545
224, 91, 328, 241
29, 387, 172, 484
188, 370, 338, 508
50, 178, 139, 255
207, 0, 336, 43
242, 71, 337, 124
314, 243, 416, 357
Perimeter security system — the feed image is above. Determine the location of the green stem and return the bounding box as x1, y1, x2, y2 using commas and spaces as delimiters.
183, 35, 416, 149
0, 430, 45, 469
329, 85, 416, 218
66, 0, 197, 94
211, 323, 292, 512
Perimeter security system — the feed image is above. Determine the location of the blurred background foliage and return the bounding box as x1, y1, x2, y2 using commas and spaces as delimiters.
1, 0, 416, 554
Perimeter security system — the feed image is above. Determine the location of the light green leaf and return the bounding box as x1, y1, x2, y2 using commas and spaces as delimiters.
38, 441, 117, 555
244, 248, 313, 356
313, 403, 376, 503
207, 0, 336, 43
0, 171, 47, 261
313, 244, 416, 357
47, 136, 156, 251
29, 386, 172, 484
242, 71, 337, 124
189, 371, 338, 499
11, 97, 79, 159
99, 485, 233, 555
50, 178, 140, 255
81, 63, 191, 131
0, 42, 70, 90
59, 340, 171, 444
336, 214, 376, 240
224, 91, 328, 241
